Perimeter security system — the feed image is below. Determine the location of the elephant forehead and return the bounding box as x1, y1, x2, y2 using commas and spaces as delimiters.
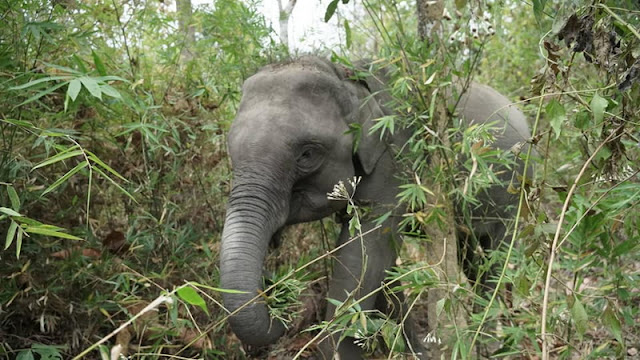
229, 103, 348, 152
242, 69, 353, 112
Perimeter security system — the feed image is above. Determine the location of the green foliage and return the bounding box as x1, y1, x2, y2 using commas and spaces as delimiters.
1, 0, 638, 358
0, 0, 284, 357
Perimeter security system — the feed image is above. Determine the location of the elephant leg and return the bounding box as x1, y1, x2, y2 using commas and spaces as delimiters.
318, 220, 399, 359
374, 279, 428, 359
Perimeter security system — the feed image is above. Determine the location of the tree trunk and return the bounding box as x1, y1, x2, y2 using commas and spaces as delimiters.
176, 0, 195, 63
417, 0, 468, 358
277, 0, 296, 48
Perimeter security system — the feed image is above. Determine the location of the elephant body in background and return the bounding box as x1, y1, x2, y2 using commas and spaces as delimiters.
219, 56, 531, 358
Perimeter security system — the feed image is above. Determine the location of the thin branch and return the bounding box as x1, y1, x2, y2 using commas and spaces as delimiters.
540, 125, 624, 360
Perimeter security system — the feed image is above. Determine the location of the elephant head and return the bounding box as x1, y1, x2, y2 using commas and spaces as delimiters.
219, 57, 392, 346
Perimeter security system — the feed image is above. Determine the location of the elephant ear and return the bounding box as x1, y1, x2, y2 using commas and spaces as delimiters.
332, 61, 392, 175
351, 84, 389, 175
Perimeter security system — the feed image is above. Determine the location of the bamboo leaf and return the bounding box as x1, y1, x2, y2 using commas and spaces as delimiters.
7, 185, 20, 211
15, 227, 24, 258
79, 77, 102, 99
92, 50, 107, 76
9, 76, 71, 90
344, 20, 352, 49
571, 297, 588, 338
95, 75, 129, 82
177, 286, 209, 315
100, 84, 121, 99
1, 118, 37, 129
87, 152, 127, 182
32, 148, 83, 170
93, 167, 138, 203
24, 226, 83, 240
188, 281, 247, 294
5, 221, 17, 249
42, 161, 89, 196
16, 81, 68, 107
67, 79, 81, 101
0, 207, 22, 217
324, 0, 339, 22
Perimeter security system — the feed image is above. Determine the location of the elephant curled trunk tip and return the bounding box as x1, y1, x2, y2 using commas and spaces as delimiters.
219, 184, 289, 346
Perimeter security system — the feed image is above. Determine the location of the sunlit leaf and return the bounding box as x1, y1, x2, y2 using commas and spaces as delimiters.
177, 286, 209, 315
67, 79, 81, 101
5, 221, 18, 250
24, 226, 82, 240
79, 77, 102, 99
100, 84, 121, 99
0, 207, 22, 217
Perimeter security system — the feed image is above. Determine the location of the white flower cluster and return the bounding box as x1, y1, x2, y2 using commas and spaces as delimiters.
327, 176, 362, 201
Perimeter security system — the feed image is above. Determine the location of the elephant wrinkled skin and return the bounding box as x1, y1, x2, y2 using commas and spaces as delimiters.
219, 56, 532, 358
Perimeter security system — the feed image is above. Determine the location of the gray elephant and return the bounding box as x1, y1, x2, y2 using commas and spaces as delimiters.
219, 56, 531, 358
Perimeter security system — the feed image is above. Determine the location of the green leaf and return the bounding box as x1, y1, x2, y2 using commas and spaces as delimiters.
92, 50, 107, 76
67, 79, 81, 101
72, 54, 89, 73
0, 207, 22, 217
100, 84, 121, 99
188, 281, 247, 294
324, 0, 339, 22
369, 115, 396, 139
5, 221, 18, 250
24, 226, 82, 240
87, 151, 127, 181
79, 77, 102, 99
42, 161, 89, 196
16, 81, 67, 107
15, 227, 23, 258
346, 123, 362, 154
373, 211, 392, 226
177, 286, 209, 315
545, 99, 566, 140
591, 92, 608, 123
16, 350, 34, 360
344, 20, 352, 49
532, 0, 546, 23
93, 166, 138, 203
570, 297, 588, 338
32, 148, 83, 170
455, 0, 467, 10
10, 76, 71, 90
602, 305, 623, 343
1, 118, 37, 129
7, 185, 20, 211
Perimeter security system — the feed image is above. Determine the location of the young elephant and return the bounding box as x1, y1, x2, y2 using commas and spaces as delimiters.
219, 56, 531, 358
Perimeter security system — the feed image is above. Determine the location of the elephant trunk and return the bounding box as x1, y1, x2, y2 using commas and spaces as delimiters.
220, 176, 290, 346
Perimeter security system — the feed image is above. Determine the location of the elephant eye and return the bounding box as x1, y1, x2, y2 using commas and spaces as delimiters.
297, 143, 325, 173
